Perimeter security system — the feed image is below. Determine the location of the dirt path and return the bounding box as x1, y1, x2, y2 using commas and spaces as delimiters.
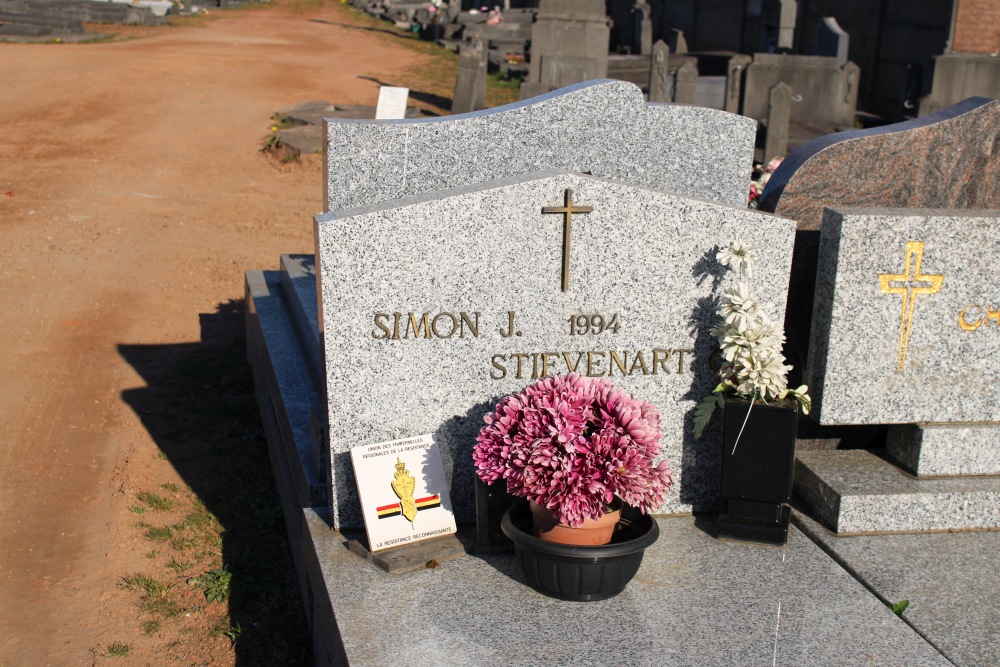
0, 4, 453, 663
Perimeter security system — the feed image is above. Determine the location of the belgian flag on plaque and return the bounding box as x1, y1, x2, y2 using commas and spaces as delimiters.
350, 433, 457, 552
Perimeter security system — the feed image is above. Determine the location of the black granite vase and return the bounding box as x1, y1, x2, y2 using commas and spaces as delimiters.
717, 396, 798, 546
500, 502, 659, 602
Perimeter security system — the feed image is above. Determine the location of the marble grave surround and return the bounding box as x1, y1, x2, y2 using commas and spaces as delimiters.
806, 207, 1000, 425
323, 79, 756, 212
315, 171, 795, 528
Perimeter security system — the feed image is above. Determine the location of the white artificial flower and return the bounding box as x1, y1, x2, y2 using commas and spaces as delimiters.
716, 242, 756, 278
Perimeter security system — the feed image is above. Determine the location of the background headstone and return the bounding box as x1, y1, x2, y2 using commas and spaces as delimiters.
648, 40, 673, 103
315, 171, 796, 528
764, 81, 792, 162
519, 0, 609, 100
452, 36, 488, 114
375, 86, 409, 120
324, 80, 757, 213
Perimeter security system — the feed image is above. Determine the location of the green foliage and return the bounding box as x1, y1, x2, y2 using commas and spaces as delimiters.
145, 550, 159, 560
888, 599, 910, 616
144, 526, 173, 542
171, 536, 197, 551
119, 573, 170, 597
142, 620, 162, 635
106, 641, 132, 657
161, 483, 182, 493
129, 505, 147, 515
693, 390, 726, 439
165, 558, 191, 572
188, 567, 232, 603
138, 491, 174, 511
211, 615, 243, 645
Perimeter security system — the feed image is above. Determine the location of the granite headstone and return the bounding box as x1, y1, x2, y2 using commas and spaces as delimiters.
451, 36, 488, 115
314, 170, 796, 529
324, 80, 756, 212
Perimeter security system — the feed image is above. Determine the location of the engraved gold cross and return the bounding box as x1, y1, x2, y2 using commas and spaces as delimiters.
541, 188, 593, 292
878, 241, 944, 372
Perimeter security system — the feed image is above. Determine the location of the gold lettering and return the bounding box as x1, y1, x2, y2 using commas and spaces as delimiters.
541, 352, 559, 378
459, 312, 481, 338
959, 305, 983, 331
391, 312, 402, 340
499, 311, 517, 338
652, 348, 672, 374
562, 352, 583, 373
586, 351, 606, 377
676, 349, 692, 374
628, 350, 649, 375
372, 313, 391, 339
609, 350, 628, 376
490, 355, 507, 380
511, 353, 529, 379
404, 313, 431, 339
431, 312, 458, 339
531, 353, 540, 379
988, 305, 1000, 328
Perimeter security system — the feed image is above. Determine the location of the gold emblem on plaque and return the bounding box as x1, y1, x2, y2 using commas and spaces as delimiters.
542, 188, 594, 292
390, 458, 417, 524
878, 241, 944, 372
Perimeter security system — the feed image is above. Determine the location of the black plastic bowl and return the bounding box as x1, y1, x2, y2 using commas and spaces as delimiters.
500, 502, 659, 602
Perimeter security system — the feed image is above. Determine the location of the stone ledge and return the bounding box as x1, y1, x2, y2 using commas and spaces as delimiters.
794, 449, 1000, 534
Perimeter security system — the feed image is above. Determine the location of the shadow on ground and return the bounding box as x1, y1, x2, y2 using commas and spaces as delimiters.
120, 299, 311, 666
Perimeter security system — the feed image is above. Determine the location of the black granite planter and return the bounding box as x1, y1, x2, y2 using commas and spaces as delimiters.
718, 396, 798, 546
500, 502, 659, 602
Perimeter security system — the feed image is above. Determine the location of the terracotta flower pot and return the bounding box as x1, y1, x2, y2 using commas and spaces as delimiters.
529, 498, 623, 546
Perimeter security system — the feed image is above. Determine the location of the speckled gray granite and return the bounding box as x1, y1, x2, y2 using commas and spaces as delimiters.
888, 423, 1000, 476
303, 508, 949, 667
807, 207, 1000, 425
278, 254, 323, 390
794, 450, 1000, 533
324, 79, 756, 212
794, 510, 1000, 667
315, 171, 796, 528
245, 270, 326, 509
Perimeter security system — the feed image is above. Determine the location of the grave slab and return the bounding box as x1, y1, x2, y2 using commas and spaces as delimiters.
303, 508, 950, 667
315, 170, 796, 528
794, 450, 1000, 534
323, 79, 756, 212
794, 511, 1000, 667
887, 423, 1000, 477
806, 207, 1000, 425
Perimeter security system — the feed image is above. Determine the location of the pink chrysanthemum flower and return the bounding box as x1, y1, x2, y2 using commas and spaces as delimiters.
473, 373, 673, 527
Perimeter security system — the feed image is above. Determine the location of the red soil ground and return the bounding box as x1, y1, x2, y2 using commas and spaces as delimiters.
0, 4, 453, 663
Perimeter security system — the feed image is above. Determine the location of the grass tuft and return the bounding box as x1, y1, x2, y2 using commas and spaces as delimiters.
106, 641, 131, 657
137, 490, 174, 511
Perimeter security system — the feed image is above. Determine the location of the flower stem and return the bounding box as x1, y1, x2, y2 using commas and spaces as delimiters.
731, 397, 755, 456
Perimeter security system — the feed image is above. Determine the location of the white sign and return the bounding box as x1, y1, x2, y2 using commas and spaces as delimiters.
375, 86, 409, 120
350, 433, 457, 551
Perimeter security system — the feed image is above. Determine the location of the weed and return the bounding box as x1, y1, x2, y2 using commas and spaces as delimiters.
140, 595, 181, 617
188, 567, 232, 603
137, 490, 174, 511
142, 620, 162, 635
144, 526, 173, 542
145, 550, 159, 559
211, 616, 243, 646
166, 558, 191, 572
888, 599, 910, 616
129, 505, 147, 515
119, 573, 171, 597
161, 483, 181, 493
106, 641, 131, 657
170, 536, 197, 551
155, 451, 168, 460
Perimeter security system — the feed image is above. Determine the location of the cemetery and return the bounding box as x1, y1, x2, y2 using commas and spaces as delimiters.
247, 69, 1000, 663
1, 0, 998, 664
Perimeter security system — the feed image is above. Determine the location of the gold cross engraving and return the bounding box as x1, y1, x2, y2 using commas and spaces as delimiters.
541, 189, 593, 292
878, 241, 944, 372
